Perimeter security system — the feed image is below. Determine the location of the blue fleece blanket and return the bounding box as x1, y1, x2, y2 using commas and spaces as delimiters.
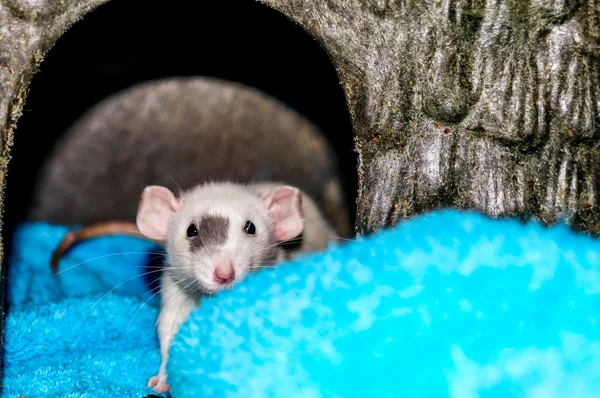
3, 210, 600, 397
3, 225, 165, 397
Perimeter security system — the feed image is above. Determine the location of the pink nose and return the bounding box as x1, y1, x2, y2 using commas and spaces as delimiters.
214, 264, 235, 284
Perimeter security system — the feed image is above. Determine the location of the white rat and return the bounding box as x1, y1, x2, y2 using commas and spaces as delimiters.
51, 180, 339, 393
139, 181, 338, 393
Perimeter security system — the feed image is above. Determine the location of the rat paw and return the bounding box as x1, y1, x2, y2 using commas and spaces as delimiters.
147, 374, 170, 393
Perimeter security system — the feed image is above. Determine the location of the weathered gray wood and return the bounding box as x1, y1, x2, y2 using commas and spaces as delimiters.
0, 0, 105, 388
28, 76, 352, 237
262, 0, 600, 235
0, 0, 598, 390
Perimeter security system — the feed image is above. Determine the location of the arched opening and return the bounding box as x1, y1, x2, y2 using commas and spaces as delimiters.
1, 2, 356, 390
3, 0, 357, 258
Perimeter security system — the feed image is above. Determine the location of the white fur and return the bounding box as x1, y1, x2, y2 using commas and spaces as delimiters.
145, 181, 339, 393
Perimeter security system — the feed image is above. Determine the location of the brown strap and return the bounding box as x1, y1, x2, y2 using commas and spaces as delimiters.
51, 220, 145, 275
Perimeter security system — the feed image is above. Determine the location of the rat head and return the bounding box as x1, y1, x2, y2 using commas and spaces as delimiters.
135, 182, 304, 295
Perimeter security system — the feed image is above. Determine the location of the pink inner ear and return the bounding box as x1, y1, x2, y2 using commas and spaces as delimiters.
136, 186, 180, 242
264, 186, 304, 242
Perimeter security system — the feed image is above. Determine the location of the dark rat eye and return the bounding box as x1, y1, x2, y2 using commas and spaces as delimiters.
186, 223, 198, 237
243, 220, 256, 235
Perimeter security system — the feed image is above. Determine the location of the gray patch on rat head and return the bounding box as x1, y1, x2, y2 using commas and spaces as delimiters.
189, 215, 229, 252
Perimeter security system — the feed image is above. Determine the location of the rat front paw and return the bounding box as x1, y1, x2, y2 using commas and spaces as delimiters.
147, 374, 170, 393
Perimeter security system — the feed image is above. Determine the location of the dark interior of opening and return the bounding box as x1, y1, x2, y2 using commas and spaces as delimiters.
2, 0, 357, 264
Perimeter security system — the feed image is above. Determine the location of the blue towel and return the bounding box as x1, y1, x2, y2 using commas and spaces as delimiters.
3, 223, 166, 397
3, 210, 600, 397
168, 210, 600, 397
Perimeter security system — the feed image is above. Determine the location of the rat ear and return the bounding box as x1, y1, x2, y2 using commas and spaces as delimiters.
263, 185, 304, 242
136, 185, 180, 242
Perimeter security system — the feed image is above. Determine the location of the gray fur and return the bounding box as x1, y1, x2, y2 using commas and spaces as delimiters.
189, 215, 230, 252
28, 76, 352, 237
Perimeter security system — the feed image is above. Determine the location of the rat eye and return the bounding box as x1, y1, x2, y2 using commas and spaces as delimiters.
186, 223, 198, 237
243, 220, 256, 235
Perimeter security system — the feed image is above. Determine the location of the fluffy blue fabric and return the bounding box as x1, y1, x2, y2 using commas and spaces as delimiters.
3, 210, 600, 397
168, 210, 600, 398
3, 223, 166, 397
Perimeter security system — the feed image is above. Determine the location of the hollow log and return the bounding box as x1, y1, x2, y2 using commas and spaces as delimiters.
0, 0, 598, 386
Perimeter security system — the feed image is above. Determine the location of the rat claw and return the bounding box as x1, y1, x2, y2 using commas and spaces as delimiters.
154, 383, 171, 394
147, 374, 170, 393
146, 375, 159, 387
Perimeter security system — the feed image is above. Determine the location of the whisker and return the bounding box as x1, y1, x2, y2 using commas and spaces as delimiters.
123, 281, 168, 335
152, 278, 197, 335
55, 251, 168, 276
243, 201, 328, 242
127, 265, 197, 270
86, 268, 166, 313
243, 204, 350, 256
249, 232, 354, 259
237, 201, 329, 255
159, 166, 186, 197
248, 237, 301, 258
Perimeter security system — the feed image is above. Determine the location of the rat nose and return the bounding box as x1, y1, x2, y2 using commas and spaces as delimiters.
214, 263, 235, 284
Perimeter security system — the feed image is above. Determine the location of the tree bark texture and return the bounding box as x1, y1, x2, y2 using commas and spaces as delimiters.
263, 0, 600, 235
0, 0, 598, 386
